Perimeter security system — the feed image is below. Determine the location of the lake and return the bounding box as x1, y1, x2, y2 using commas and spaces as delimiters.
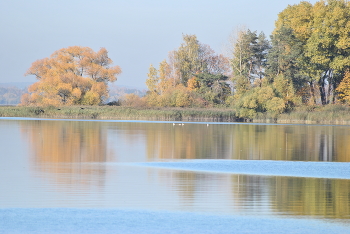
1, 118, 350, 233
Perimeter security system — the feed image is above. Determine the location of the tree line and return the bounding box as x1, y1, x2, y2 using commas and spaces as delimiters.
21, 0, 350, 119
0, 86, 26, 105
133, 0, 350, 118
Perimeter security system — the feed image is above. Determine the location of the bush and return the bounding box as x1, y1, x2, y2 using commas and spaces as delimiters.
121, 94, 147, 107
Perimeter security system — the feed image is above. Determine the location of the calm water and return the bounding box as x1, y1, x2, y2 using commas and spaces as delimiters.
1, 118, 350, 233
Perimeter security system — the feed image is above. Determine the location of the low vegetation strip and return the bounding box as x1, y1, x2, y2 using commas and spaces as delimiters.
277, 105, 350, 125
1, 105, 350, 125
0, 106, 238, 122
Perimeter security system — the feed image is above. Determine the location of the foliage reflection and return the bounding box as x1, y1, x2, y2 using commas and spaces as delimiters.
120, 123, 350, 162
157, 169, 350, 219
20, 120, 111, 190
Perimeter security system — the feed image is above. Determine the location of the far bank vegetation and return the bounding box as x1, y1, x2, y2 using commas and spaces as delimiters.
19, 0, 350, 122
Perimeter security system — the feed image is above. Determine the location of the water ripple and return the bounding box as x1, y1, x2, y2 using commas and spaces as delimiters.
137, 160, 350, 179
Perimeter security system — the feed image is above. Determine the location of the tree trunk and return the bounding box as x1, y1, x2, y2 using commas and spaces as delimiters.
319, 85, 326, 105
309, 81, 316, 105
318, 75, 327, 105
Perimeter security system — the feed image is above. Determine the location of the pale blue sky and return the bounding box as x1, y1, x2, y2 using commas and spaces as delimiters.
0, 0, 317, 89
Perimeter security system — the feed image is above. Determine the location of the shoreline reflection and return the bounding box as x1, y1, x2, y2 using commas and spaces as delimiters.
13, 120, 350, 221
20, 120, 113, 192
156, 169, 350, 219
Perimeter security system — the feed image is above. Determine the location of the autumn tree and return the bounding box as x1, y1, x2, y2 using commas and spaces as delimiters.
174, 34, 230, 86
145, 61, 193, 107
265, 26, 309, 105
227, 27, 302, 116
307, 0, 350, 104
145, 64, 159, 93
336, 71, 350, 103
273, 0, 350, 104
174, 35, 203, 85
233, 86, 286, 119
144, 34, 230, 107
21, 46, 121, 106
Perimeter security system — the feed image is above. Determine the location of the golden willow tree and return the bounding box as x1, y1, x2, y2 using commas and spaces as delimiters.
21, 46, 121, 106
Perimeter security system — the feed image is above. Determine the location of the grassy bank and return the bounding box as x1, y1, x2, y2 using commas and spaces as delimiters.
251, 105, 350, 125
0, 106, 238, 122
276, 105, 350, 125
1, 105, 350, 124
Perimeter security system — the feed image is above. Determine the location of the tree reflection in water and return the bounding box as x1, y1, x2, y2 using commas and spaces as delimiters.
155, 169, 350, 219
18, 120, 350, 219
20, 120, 111, 191
126, 123, 350, 162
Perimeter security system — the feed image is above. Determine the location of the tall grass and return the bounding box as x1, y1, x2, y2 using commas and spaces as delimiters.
0, 106, 239, 122
278, 105, 350, 124
1, 105, 350, 124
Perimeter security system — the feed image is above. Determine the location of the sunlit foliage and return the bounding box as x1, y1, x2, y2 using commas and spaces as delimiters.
144, 34, 230, 107
120, 93, 147, 107
273, 0, 350, 105
336, 71, 350, 103
224, 0, 350, 118
21, 46, 121, 106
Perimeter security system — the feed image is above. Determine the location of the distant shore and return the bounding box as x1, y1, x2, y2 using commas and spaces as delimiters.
1, 105, 350, 125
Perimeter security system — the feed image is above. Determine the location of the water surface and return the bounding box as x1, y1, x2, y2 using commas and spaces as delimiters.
1, 118, 350, 233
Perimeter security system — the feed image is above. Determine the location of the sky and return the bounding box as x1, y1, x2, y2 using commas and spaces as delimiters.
0, 0, 317, 89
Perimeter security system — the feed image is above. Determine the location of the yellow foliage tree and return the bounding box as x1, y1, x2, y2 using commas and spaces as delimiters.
21, 46, 121, 106
121, 93, 147, 107
145, 60, 187, 107
144, 34, 230, 108
187, 77, 200, 91
145, 64, 159, 93
158, 60, 173, 95
336, 71, 350, 103
172, 84, 192, 107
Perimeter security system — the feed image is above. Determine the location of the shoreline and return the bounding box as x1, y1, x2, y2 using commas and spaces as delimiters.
1, 106, 350, 125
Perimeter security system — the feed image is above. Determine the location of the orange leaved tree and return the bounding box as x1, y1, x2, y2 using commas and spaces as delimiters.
336, 71, 350, 104
21, 46, 121, 106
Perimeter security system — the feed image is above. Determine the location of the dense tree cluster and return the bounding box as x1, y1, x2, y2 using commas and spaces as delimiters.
21, 46, 121, 106
143, 34, 230, 107
139, 0, 350, 118
270, 0, 350, 106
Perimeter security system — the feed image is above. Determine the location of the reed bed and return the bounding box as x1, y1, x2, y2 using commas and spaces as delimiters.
0, 106, 239, 122
1, 105, 350, 125
277, 105, 350, 125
